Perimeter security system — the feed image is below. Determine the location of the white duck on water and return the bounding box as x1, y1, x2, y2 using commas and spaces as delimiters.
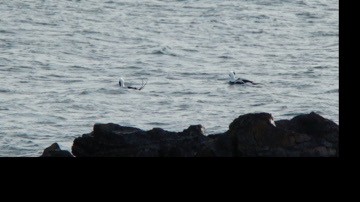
228, 71, 257, 85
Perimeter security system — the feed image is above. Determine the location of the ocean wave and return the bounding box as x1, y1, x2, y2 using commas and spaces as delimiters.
151, 46, 178, 57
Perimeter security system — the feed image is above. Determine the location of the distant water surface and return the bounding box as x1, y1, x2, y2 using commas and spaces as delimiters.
0, 0, 338, 156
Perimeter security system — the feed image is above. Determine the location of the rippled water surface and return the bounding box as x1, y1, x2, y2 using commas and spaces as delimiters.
0, 0, 338, 156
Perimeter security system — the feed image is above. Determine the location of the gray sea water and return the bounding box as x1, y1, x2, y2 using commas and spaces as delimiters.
0, 0, 338, 156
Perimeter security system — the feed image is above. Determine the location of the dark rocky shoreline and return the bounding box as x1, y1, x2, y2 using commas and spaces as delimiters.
41, 112, 338, 157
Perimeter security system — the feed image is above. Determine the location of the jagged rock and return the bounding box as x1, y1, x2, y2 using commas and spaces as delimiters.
276, 112, 339, 143
41, 143, 74, 157
69, 112, 338, 157
218, 112, 338, 156
72, 123, 207, 157
196, 132, 233, 157
275, 112, 339, 156
227, 113, 296, 156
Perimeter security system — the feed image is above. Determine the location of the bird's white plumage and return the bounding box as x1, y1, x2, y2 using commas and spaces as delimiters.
119, 78, 125, 87
229, 71, 237, 82
228, 71, 256, 85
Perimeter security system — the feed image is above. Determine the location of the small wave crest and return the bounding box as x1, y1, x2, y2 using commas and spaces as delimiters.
324, 89, 338, 94
151, 46, 178, 57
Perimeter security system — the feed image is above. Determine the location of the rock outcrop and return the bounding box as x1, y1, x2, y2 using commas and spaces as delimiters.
41, 112, 339, 157
71, 124, 206, 157
275, 112, 338, 156
40, 143, 74, 157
